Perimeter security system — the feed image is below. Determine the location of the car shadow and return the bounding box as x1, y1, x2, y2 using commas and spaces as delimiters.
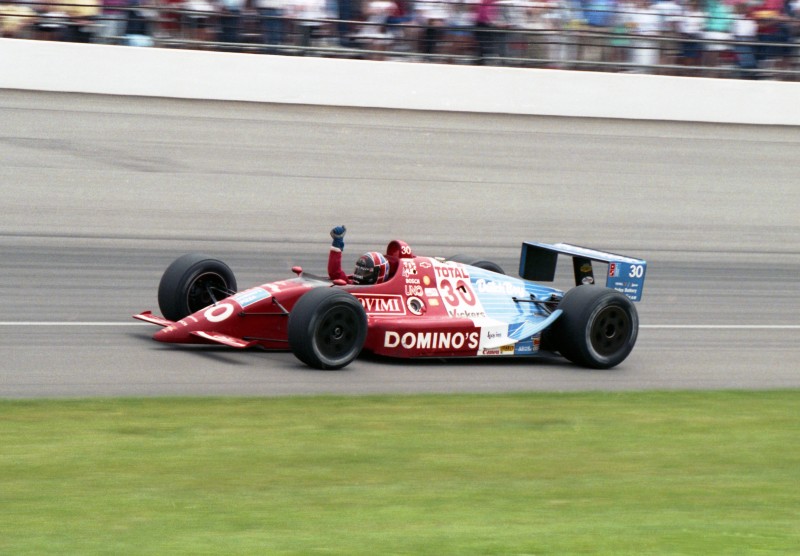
128, 331, 621, 374
355, 351, 597, 371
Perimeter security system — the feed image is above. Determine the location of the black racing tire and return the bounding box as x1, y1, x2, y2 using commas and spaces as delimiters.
552, 286, 638, 369
157, 254, 237, 321
447, 254, 505, 275
287, 287, 368, 370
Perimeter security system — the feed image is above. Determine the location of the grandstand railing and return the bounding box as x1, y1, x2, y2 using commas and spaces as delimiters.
1, 1, 798, 80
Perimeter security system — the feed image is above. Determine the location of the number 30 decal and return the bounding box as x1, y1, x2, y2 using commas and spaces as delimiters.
439, 279, 476, 306
628, 265, 645, 279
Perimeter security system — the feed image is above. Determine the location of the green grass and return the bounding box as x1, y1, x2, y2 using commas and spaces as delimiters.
1, 391, 799, 555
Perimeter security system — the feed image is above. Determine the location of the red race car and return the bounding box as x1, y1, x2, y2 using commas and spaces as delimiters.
134, 240, 646, 370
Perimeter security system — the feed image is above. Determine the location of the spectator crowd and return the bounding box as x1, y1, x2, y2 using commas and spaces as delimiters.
1, 0, 799, 77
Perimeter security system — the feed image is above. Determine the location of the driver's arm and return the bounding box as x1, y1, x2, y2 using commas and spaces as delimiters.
328, 226, 349, 282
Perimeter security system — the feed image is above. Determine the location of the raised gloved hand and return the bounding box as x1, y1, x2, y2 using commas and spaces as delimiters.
330, 225, 346, 250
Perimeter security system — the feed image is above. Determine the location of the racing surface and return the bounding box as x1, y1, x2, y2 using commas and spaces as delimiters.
2, 90, 798, 397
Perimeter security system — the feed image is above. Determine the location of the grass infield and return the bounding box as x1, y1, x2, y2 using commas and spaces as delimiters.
1, 391, 799, 555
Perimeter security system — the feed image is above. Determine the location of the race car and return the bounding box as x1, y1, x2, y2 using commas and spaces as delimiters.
134, 240, 647, 370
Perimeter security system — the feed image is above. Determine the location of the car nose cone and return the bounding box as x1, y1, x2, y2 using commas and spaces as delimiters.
154, 323, 192, 343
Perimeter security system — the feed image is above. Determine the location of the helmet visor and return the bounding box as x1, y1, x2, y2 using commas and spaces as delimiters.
353, 258, 375, 284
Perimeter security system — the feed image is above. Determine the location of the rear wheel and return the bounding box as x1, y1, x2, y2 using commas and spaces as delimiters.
447, 254, 505, 274
158, 254, 237, 321
553, 286, 638, 369
288, 287, 368, 370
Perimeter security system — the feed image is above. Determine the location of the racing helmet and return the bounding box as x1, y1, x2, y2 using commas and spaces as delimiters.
353, 252, 390, 285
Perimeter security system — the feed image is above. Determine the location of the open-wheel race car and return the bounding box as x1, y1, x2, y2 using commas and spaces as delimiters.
134, 240, 647, 370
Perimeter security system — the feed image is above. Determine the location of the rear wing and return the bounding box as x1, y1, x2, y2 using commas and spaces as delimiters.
519, 242, 647, 301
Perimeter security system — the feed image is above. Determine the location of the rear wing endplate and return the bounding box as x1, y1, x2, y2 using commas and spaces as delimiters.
519, 242, 647, 301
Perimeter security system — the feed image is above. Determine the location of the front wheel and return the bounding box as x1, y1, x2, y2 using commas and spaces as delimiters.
552, 286, 638, 369
157, 254, 237, 321
287, 287, 368, 370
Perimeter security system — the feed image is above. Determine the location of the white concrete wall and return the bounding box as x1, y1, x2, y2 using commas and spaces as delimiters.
2, 37, 799, 125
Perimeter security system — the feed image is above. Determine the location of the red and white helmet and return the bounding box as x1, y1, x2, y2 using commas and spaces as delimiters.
353, 252, 390, 285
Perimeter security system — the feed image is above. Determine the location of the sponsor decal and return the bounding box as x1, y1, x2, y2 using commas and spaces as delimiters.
405, 284, 424, 297
514, 336, 541, 355
401, 260, 418, 278
205, 303, 234, 323
419, 261, 432, 269
233, 287, 271, 308
474, 278, 527, 298
482, 344, 514, 356
514, 341, 534, 354
580, 263, 593, 273
479, 327, 510, 350
434, 266, 470, 279
448, 308, 487, 318
384, 330, 479, 351
355, 294, 406, 315
581, 276, 595, 285
424, 287, 439, 297
429, 298, 440, 306
607, 263, 644, 300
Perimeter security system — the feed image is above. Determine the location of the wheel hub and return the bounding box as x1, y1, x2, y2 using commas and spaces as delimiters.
591, 306, 630, 356
317, 308, 357, 356
187, 272, 227, 313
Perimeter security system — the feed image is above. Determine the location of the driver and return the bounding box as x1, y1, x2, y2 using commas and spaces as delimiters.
328, 225, 390, 285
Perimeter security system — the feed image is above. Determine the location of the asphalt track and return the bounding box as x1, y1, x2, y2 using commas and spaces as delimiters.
1, 90, 798, 398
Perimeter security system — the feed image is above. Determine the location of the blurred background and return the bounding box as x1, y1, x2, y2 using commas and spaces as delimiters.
2, 0, 799, 79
